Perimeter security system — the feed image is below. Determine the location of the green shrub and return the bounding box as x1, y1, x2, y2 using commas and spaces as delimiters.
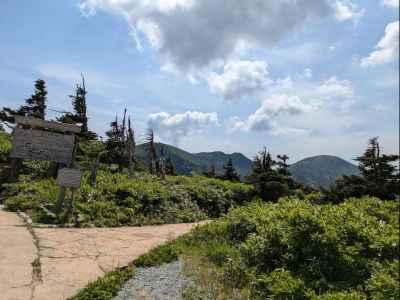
0, 131, 11, 163
69, 196, 399, 299
3, 171, 253, 226
68, 266, 134, 300
183, 197, 399, 298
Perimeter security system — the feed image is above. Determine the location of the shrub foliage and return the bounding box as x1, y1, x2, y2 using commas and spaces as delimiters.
134, 197, 399, 299
3, 171, 253, 226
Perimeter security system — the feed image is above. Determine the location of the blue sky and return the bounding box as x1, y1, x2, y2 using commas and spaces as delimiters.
1, 0, 398, 163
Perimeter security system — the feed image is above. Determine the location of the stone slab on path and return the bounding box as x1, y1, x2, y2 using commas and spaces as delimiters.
0, 208, 37, 300
0, 207, 203, 300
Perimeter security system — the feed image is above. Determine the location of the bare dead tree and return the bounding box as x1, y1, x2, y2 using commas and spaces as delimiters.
127, 116, 136, 177
146, 128, 157, 175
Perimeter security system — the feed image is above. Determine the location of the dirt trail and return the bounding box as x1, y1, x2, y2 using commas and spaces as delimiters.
0, 209, 203, 300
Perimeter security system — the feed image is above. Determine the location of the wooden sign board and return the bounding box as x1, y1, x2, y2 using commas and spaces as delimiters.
57, 168, 83, 188
10, 128, 75, 165
14, 116, 81, 133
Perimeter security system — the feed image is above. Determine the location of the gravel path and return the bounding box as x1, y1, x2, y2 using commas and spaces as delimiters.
113, 260, 193, 300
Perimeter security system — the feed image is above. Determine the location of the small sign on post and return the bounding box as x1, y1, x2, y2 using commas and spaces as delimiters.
57, 168, 83, 188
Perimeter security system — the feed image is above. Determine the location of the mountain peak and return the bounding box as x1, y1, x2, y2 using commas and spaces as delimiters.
289, 155, 359, 188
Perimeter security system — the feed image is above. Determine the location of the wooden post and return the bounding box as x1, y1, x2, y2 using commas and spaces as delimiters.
56, 187, 66, 216
56, 135, 78, 219
8, 158, 22, 182
90, 152, 102, 187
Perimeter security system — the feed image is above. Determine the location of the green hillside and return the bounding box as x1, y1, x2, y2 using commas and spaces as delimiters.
136, 143, 253, 177
289, 155, 359, 188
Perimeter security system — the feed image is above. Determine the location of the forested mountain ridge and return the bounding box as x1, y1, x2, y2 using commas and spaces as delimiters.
135, 143, 252, 177
135, 143, 359, 188
288, 155, 359, 188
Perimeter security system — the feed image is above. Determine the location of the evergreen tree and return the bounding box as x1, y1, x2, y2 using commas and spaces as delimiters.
328, 137, 399, 201
252, 147, 275, 174
58, 75, 96, 139
165, 154, 176, 176
159, 145, 166, 178
247, 147, 298, 202
105, 110, 128, 171
277, 154, 290, 176
1, 79, 47, 127
25, 79, 47, 119
221, 158, 240, 182
355, 137, 399, 199
203, 163, 216, 178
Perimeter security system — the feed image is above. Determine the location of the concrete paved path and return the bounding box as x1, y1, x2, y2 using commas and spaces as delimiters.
0, 209, 38, 300
0, 208, 203, 300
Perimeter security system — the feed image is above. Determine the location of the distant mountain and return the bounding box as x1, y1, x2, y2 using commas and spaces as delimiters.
288, 155, 359, 188
136, 143, 253, 177
136, 144, 359, 188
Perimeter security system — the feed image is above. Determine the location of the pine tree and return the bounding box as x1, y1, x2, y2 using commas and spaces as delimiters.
328, 137, 399, 201
355, 137, 399, 198
105, 111, 127, 171
250, 147, 275, 177
25, 79, 47, 120
159, 145, 166, 178
247, 147, 296, 202
58, 75, 96, 139
277, 154, 290, 176
221, 158, 240, 182
165, 154, 176, 175
1, 79, 47, 127
203, 163, 216, 178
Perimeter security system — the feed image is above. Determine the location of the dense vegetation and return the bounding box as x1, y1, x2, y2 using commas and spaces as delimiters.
3, 171, 253, 226
115, 196, 398, 299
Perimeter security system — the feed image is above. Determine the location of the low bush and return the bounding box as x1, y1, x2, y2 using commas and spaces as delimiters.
68, 196, 399, 299
3, 171, 253, 226
130, 197, 399, 299
195, 197, 399, 298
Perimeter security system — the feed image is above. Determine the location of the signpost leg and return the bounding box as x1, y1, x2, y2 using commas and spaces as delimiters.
9, 158, 22, 182
56, 187, 66, 218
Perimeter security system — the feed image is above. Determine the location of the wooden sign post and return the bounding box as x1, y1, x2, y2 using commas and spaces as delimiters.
9, 116, 81, 219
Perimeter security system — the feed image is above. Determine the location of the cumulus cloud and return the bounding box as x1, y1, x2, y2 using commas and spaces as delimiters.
233, 94, 314, 132
382, 0, 399, 8
206, 60, 271, 100
148, 111, 218, 144
361, 21, 399, 68
315, 76, 355, 111
333, 0, 365, 23
233, 75, 356, 133
79, 0, 360, 74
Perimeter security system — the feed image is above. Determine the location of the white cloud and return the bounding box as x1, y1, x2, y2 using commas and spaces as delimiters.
382, 0, 399, 8
233, 94, 314, 132
148, 111, 219, 144
315, 76, 355, 111
206, 60, 271, 100
79, 0, 360, 74
303, 68, 313, 79
361, 21, 399, 68
233, 75, 356, 133
333, 0, 365, 23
